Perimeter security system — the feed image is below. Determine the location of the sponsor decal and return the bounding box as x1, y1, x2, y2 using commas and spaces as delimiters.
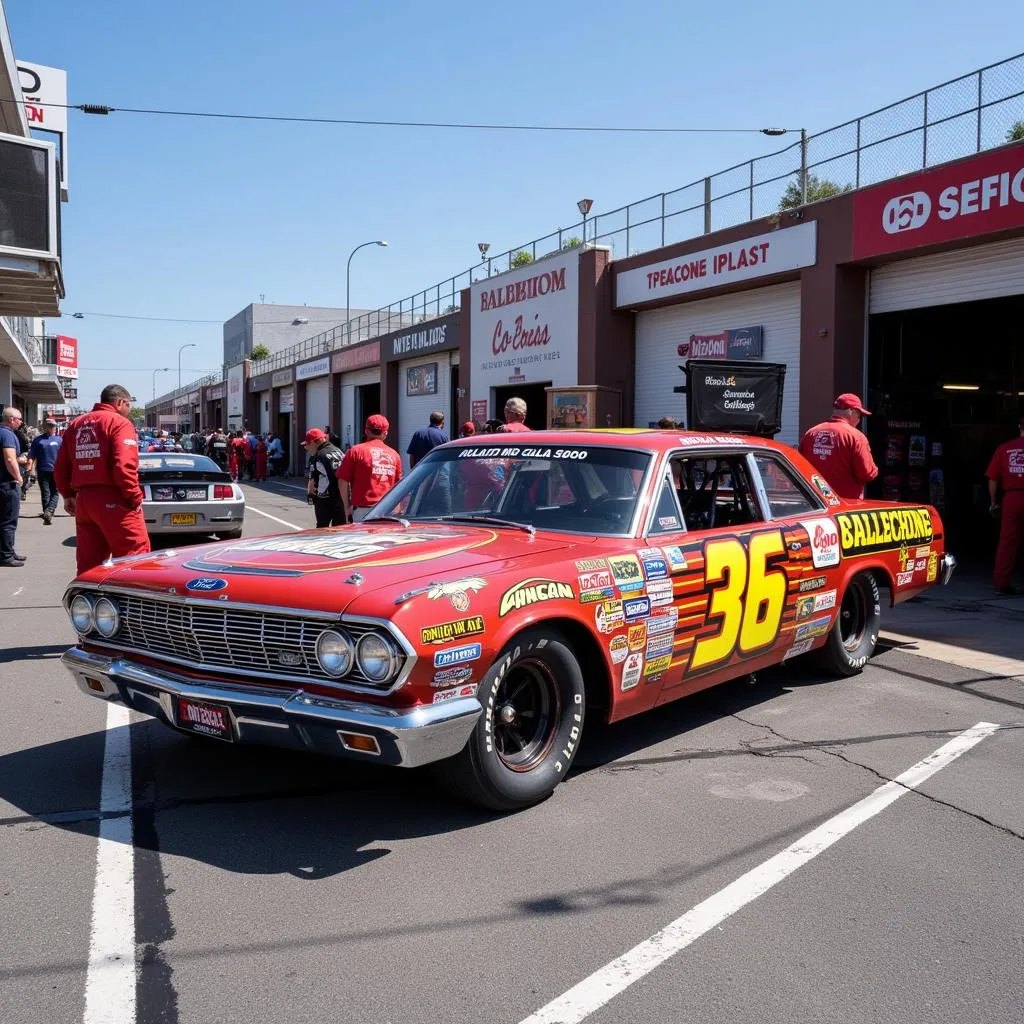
641, 556, 669, 581
427, 577, 486, 613
621, 652, 643, 691
927, 552, 938, 583
431, 666, 474, 687
433, 643, 482, 668
915, 545, 931, 559
609, 635, 629, 665
646, 632, 674, 658
795, 588, 837, 620
595, 600, 625, 634
433, 683, 479, 704
624, 596, 652, 622
420, 616, 485, 646
457, 446, 589, 460
795, 595, 815, 621
627, 624, 647, 652
578, 569, 613, 591
663, 545, 688, 571
674, 433, 741, 447
795, 616, 833, 642
580, 587, 615, 604
646, 610, 679, 636
783, 638, 815, 661
799, 574, 828, 593
811, 474, 837, 501
658, 516, 680, 529
184, 577, 228, 593
575, 558, 608, 572
644, 654, 672, 677
637, 547, 662, 560
799, 518, 841, 569
499, 579, 574, 616
896, 570, 915, 587
836, 508, 933, 555
645, 579, 674, 607
232, 531, 453, 562
914, 558, 927, 572
608, 554, 645, 592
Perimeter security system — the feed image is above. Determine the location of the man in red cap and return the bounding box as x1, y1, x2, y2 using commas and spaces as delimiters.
336, 415, 403, 522
986, 413, 1024, 595
303, 428, 345, 528
798, 393, 878, 501
459, 421, 476, 438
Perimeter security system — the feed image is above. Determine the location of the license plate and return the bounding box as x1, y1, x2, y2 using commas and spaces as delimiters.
170, 513, 197, 525
176, 697, 233, 741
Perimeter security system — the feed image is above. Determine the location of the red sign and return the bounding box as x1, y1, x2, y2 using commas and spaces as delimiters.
852, 144, 1024, 259
331, 340, 381, 374
471, 399, 488, 424
56, 334, 78, 378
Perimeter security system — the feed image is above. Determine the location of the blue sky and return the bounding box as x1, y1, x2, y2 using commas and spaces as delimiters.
7, 0, 1024, 408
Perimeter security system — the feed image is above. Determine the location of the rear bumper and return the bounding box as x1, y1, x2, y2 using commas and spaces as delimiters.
62, 647, 480, 767
142, 498, 245, 534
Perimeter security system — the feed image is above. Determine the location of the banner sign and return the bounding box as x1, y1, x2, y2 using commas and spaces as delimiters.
271, 368, 293, 388
387, 317, 458, 361
683, 359, 786, 437
331, 340, 381, 374
678, 325, 763, 361
18, 61, 68, 193
55, 334, 78, 378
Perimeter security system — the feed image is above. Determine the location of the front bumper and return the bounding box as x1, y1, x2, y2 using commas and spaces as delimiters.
62, 647, 480, 768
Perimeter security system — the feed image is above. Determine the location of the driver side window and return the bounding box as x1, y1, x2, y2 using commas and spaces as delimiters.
671, 453, 764, 532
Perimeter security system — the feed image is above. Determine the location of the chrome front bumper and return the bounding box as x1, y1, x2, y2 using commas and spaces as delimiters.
62, 647, 480, 768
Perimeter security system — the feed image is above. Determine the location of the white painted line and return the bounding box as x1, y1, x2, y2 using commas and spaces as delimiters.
83, 703, 136, 1024
246, 505, 303, 532
881, 631, 1024, 680
520, 722, 1000, 1024
12, 586, 23, 597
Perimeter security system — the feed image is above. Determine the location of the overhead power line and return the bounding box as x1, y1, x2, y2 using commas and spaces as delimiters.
66, 311, 356, 326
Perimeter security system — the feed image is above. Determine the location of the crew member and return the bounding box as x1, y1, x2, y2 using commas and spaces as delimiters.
798, 393, 878, 500
336, 415, 402, 522
657, 415, 679, 429
499, 396, 530, 433
54, 383, 151, 575
407, 410, 449, 468
987, 413, 1024, 595
303, 428, 346, 528
27, 418, 62, 525
0, 407, 26, 567
209, 428, 229, 470
459, 421, 476, 438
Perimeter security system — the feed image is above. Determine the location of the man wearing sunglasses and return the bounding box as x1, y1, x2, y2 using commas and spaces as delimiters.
0, 407, 26, 566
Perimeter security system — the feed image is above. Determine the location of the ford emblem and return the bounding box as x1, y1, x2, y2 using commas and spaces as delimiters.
185, 577, 228, 592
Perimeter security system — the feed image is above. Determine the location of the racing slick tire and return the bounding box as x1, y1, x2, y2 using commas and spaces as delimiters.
815, 571, 881, 677
432, 627, 586, 811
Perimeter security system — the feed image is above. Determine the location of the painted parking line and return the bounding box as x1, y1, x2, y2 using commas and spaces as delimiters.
881, 631, 1024, 680
520, 722, 999, 1024
245, 505, 304, 532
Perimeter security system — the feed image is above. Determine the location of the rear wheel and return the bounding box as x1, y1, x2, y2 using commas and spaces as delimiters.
815, 571, 881, 676
432, 627, 586, 811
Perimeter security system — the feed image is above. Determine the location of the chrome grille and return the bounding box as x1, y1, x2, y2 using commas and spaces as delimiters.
110, 594, 385, 685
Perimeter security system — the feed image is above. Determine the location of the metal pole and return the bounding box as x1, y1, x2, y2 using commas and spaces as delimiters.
976, 70, 983, 152
923, 90, 929, 168
346, 240, 388, 346
800, 129, 808, 205
703, 177, 712, 234
660, 194, 666, 247
177, 344, 195, 394
749, 160, 755, 221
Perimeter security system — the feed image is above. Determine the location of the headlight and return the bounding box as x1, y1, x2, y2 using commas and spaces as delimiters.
93, 597, 120, 638
356, 633, 400, 684
316, 629, 355, 678
70, 594, 95, 634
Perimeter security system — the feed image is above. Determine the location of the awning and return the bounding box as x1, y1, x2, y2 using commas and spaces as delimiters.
0, 254, 63, 318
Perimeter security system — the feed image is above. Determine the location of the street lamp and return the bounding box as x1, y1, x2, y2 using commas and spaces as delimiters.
346, 240, 388, 345
577, 199, 593, 246
177, 343, 197, 393
478, 242, 491, 278
152, 366, 171, 401
761, 128, 809, 204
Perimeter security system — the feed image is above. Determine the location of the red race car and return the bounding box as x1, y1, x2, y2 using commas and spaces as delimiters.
62, 430, 955, 810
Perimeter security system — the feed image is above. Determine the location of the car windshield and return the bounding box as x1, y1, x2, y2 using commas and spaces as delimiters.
138, 454, 222, 473
371, 443, 652, 535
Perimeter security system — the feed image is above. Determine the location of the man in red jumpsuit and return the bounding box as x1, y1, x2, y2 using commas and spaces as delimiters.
798, 393, 879, 500
54, 383, 151, 575
986, 413, 1024, 595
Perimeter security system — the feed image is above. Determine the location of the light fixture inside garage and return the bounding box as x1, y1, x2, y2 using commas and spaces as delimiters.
941, 384, 980, 391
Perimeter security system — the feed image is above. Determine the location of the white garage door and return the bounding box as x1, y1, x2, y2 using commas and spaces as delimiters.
397, 354, 452, 472
305, 377, 329, 435
635, 282, 802, 444
870, 236, 1024, 313
341, 368, 380, 447
259, 390, 270, 435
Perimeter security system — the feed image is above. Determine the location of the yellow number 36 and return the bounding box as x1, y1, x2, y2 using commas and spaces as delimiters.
689, 531, 787, 672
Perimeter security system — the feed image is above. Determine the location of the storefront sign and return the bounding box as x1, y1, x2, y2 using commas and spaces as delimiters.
471, 399, 488, 424
470, 250, 580, 397
389, 319, 456, 360
853, 144, 1024, 259
406, 362, 437, 396
248, 372, 272, 393
331, 340, 380, 374
62, 385, 77, 400
279, 387, 295, 414
296, 356, 330, 381
55, 334, 78, 379
615, 222, 817, 307
227, 363, 245, 419
678, 325, 763, 361
271, 368, 293, 388
18, 62, 68, 192
207, 384, 225, 401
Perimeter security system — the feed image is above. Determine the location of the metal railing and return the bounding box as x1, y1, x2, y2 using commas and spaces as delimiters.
151, 371, 222, 409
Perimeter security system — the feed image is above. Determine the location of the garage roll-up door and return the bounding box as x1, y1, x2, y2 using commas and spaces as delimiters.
397, 354, 452, 472
305, 378, 329, 434
870, 237, 1024, 314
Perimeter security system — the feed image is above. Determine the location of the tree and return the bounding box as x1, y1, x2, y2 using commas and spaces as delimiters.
561, 236, 583, 250
249, 343, 271, 362
510, 250, 534, 268
1007, 120, 1024, 143
779, 173, 852, 210
129, 406, 145, 422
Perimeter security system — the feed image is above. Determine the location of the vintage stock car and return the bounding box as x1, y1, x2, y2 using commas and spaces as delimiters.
62, 429, 955, 810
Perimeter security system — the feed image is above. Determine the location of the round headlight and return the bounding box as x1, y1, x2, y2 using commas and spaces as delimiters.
93, 597, 120, 638
356, 632, 400, 684
70, 594, 95, 634
316, 629, 354, 678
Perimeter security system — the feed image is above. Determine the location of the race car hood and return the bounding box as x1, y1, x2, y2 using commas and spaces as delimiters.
77, 523, 573, 614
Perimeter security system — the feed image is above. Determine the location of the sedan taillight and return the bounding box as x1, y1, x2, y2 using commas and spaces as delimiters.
213, 484, 233, 499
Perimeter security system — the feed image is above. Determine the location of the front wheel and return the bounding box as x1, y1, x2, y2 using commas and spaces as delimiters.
815, 571, 881, 676
432, 627, 586, 811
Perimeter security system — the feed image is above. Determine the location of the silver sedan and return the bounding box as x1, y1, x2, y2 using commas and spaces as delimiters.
139, 452, 246, 539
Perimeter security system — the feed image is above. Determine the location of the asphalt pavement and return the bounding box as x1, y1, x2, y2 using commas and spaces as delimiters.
1, 480, 1022, 1024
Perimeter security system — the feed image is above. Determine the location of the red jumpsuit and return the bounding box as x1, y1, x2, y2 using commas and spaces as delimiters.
255, 440, 268, 481
54, 403, 150, 575
986, 434, 1024, 590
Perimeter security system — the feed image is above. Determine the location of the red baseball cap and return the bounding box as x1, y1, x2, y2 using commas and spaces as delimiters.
461, 421, 476, 435
834, 393, 871, 415
365, 414, 389, 434
303, 428, 327, 445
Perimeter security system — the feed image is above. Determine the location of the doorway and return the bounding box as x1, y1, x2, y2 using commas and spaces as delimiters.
356, 382, 381, 437
493, 381, 551, 430
450, 365, 460, 432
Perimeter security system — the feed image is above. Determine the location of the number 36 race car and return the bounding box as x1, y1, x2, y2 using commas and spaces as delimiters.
62, 429, 955, 810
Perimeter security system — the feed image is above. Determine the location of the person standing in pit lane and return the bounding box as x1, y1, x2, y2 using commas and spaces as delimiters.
0, 407, 26, 566
303, 429, 346, 527
498, 396, 531, 433
54, 384, 150, 575
986, 412, 1024, 595
407, 411, 449, 468
336, 415, 402, 522
798, 393, 879, 500
26, 418, 62, 524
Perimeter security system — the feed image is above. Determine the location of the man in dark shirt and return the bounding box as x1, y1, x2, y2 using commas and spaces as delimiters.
27, 418, 62, 524
0, 407, 26, 566
303, 428, 346, 527
407, 411, 449, 468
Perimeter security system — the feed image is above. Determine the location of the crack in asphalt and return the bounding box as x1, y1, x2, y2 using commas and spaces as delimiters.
730, 713, 1024, 844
